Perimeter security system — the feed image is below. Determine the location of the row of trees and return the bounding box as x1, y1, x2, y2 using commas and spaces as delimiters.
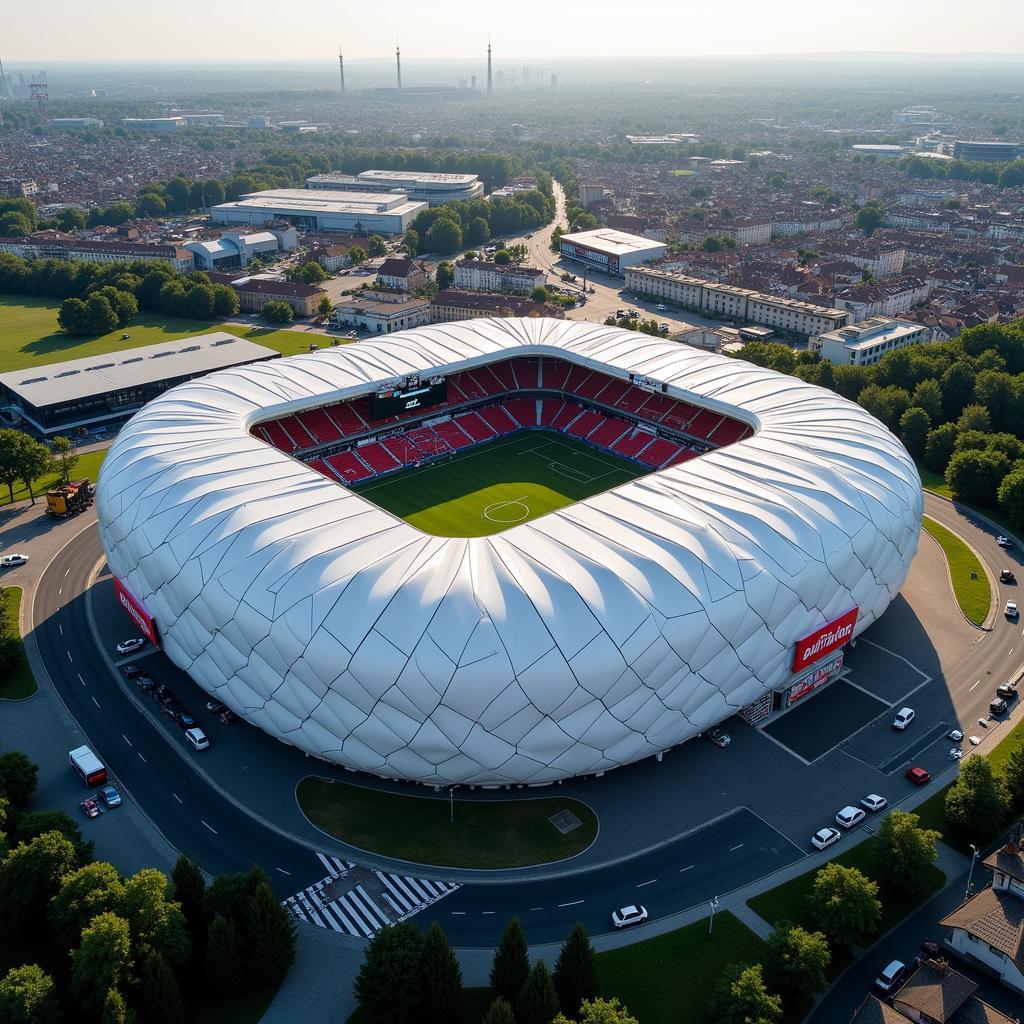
0, 429, 79, 505
735, 320, 1024, 531
355, 916, 619, 1024
899, 154, 1024, 189
0, 752, 296, 1024
946, 751, 1024, 842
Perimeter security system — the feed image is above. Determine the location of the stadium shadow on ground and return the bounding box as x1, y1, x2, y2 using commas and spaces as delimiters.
353, 430, 647, 537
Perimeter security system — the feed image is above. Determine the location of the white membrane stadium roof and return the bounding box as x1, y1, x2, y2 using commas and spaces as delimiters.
96, 318, 922, 785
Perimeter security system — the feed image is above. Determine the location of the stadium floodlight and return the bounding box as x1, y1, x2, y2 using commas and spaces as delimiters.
96, 318, 922, 786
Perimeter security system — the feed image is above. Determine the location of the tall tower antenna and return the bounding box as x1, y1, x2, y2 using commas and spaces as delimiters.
395, 39, 402, 89
487, 35, 492, 96
338, 43, 345, 95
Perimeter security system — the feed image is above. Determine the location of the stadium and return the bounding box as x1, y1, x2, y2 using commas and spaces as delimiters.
95, 319, 922, 786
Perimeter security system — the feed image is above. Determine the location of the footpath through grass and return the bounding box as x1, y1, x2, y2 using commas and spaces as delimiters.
922, 515, 991, 626
0, 587, 36, 699
354, 430, 645, 537
0, 448, 107, 508
297, 777, 598, 868
0, 293, 322, 371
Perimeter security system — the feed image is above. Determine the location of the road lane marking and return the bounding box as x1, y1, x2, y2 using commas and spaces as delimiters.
482, 911, 495, 915
636, 878, 658, 888
58, 624, 62, 636
58, 587, 62, 596
530, 906, 543, 911
201, 820, 217, 834
64, 567, 71, 577
137, 752, 147, 763
970, 679, 981, 692
558, 900, 584, 908
77, 674, 85, 686
680, 865, 695, 872
450, 911, 466, 915
122, 734, 132, 747
730, 843, 744, 851
173, 793, 182, 804
91, 696, 100, 708
66, 650, 73, 662
275, 867, 291, 876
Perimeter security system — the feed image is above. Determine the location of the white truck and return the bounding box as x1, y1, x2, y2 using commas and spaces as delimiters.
69, 745, 107, 787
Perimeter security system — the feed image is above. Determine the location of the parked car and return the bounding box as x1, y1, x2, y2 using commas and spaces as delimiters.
906, 766, 931, 786
893, 707, 915, 730
996, 536, 1012, 548
98, 785, 122, 808
875, 960, 907, 993
115, 638, 145, 656
80, 797, 100, 819
611, 905, 648, 929
122, 664, 143, 679
1006, 601, 1019, 619
160, 702, 183, 718
990, 696, 1008, 715
218, 710, 237, 725
135, 675, 156, 693
656, 304, 668, 312
185, 727, 210, 751
996, 682, 1017, 699
1000, 569, 1017, 583
154, 686, 176, 706
860, 794, 888, 813
811, 827, 841, 850
0, 553, 29, 567
205, 700, 226, 714
706, 728, 731, 748
659, 323, 670, 333
173, 710, 197, 730
948, 729, 964, 742
835, 805, 866, 829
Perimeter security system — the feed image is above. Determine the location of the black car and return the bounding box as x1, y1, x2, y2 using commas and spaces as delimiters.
122, 664, 143, 679
1000, 569, 1017, 584
990, 696, 1008, 715
173, 710, 197, 730
205, 700, 226, 714
135, 675, 156, 693
996, 682, 1017, 699
154, 686, 176, 706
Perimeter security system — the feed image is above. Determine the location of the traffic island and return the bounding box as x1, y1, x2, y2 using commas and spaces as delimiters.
921, 515, 991, 626
0, 586, 37, 698
296, 777, 598, 869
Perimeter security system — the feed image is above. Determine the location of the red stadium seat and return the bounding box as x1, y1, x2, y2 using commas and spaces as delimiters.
296, 408, 342, 445
687, 410, 725, 439
325, 451, 374, 482
551, 402, 584, 431
478, 406, 518, 435
637, 438, 683, 468
455, 412, 495, 442
588, 417, 631, 448
488, 359, 517, 392
503, 399, 538, 428
566, 410, 605, 439
612, 430, 655, 459
357, 443, 401, 473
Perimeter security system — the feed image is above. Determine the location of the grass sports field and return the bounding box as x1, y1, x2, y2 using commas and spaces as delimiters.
0, 294, 329, 371
354, 430, 647, 537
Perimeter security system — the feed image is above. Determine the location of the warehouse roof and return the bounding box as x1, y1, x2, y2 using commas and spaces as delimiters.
0, 333, 278, 409
560, 228, 666, 256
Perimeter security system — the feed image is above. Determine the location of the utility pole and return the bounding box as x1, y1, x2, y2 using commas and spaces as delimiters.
448, 786, 454, 824
965, 844, 979, 902
708, 896, 720, 936
395, 40, 402, 90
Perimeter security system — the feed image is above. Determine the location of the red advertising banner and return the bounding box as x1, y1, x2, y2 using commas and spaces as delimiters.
113, 577, 158, 645
792, 607, 858, 672
789, 653, 844, 704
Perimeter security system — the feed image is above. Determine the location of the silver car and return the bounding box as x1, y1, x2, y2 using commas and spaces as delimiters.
611, 905, 648, 929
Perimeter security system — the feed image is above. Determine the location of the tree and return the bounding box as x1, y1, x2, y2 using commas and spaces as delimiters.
899, 407, 931, 459
420, 922, 462, 1024
853, 201, 885, 237
16, 810, 93, 866
403, 229, 419, 257
101, 988, 131, 1024
70, 912, 132, 1018
435, 261, 455, 290
550, 226, 565, 253
13, 436, 53, 506
493, 249, 512, 265
120, 868, 190, 971
317, 295, 334, 320
138, 950, 184, 1024
945, 756, 1010, 840
553, 923, 600, 1018
467, 217, 491, 245
367, 235, 387, 257
518, 961, 559, 1024
945, 448, 1011, 506
84, 293, 119, 334
873, 809, 940, 895
808, 863, 881, 949
856, 384, 911, 431
57, 296, 90, 335
924, 422, 959, 473
553, 999, 638, 1024
957, 403, 991, 433
998, 467, 1024, 533
763, 924, 830, 1022
170, 855, 205, 947
51, 436, 79, 487
910, 378, 944, 424
0, 964, 61, 1024
261, 300, 294, 324
0, 831, 77, 942
347, 245, 367, 266
484, 999, 517, 1024
529, 285, 550, 304
491, 917, 530, 1006
425, 218, 463, 254
0, 750, 38, 807
286, 262, 327, 285
1003, 744, 1024, 815
50, 861, 126, 954
940, 362, 975, 420
354, 922, 425, 1024
707, 963, 782, 1024
211, 283, 239, 317
245, 880, 295, 985
205, 914, 243, 995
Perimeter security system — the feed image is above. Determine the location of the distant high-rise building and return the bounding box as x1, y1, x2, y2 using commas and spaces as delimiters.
487, 39, 492, 96
496, 70, 504, 87
396, 43, 402, 89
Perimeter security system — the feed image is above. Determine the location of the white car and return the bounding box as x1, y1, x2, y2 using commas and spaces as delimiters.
969, 735, 982, 746
893, 707, 915, 730
875, 960, 907, 992
948, 729, 964, 742
0, 553, 28, 567
811, 827, 841, 850
1006, 601, 1019, 619
185, 727, 210, 751
115, 638, 146, 656
860, 794, 888, 813
656, 304, 668, 312
611, 905, 648, 929
835, 805, 866, 829
996, 536, 1012, 548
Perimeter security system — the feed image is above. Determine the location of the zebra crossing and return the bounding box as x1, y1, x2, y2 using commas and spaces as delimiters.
282, 854, 460, 939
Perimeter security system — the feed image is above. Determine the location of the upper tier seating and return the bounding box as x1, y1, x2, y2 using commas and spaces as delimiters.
324, 451, 373, 483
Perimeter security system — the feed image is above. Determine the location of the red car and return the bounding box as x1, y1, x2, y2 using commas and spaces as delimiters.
906, 766, 931, 786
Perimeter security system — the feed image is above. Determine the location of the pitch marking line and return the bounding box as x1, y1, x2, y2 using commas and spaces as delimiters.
482, 496, 532, 524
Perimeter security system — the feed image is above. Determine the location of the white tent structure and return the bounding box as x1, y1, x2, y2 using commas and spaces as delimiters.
96, 319, 922, 785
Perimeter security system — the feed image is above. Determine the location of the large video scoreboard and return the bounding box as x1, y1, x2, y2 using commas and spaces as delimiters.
369, 373, 448, 420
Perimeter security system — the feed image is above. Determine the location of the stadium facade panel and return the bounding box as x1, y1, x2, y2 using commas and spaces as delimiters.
96, 319, 922, 785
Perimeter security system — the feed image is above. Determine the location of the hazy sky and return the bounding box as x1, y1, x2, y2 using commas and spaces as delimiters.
8, 0, 1024, 61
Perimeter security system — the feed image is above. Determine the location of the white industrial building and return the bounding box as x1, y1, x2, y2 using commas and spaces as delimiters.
210, 189, 426, 236
559, 228, 667, 276
809, 317, 933, 366
306, 170, 483, 205
183, 231, 282, 271
121, 117, 185, 132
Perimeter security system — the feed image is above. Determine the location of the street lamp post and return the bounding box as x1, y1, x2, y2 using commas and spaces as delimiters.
708, 896, 720, 936
449, 786, 455, 824
965, 844, 979, 902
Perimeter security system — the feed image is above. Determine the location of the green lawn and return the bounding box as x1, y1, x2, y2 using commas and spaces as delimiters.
0, 448, 107, 508
0, 587, 36, 699
354, 430, 646, 537
922, 515, 991, 626
917, 465, 952, 499
193, 984, 281, 1024
669, 168, 696, 176
0, 293, 323, 371
747, 835, 945, 974
296, 777, 598, 869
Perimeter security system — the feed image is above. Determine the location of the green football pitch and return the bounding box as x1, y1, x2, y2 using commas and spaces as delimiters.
353, 430, 648, 537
